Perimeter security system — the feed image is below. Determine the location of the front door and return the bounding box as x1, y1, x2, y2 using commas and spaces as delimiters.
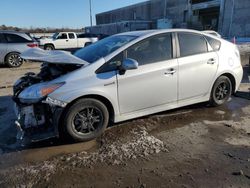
54, 33, 69, 49
117, 33, 178, 114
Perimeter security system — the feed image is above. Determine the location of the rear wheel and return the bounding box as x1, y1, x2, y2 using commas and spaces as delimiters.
5, 52, 23, 68
62, 98, 109, 142
210, 76, 232, 106
44, 44, 54, 50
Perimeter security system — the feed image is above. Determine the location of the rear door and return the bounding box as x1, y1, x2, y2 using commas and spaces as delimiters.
117, 33, 178, 114
0, 34, 8, 62
177, 32, 219, 101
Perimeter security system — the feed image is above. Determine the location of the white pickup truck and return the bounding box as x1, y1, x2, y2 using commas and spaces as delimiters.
39, 32, 98, 50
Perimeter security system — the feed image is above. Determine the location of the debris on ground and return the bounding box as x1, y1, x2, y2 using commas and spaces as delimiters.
62, 127, 168, 167
0, 128, 168, 186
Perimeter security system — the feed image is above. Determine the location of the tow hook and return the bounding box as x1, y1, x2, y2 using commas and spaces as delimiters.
15, 120, 24, 140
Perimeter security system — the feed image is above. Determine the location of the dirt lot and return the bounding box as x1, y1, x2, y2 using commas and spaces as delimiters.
0, 49, 249, 188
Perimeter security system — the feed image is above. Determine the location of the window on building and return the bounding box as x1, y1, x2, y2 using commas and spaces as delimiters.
178, 32, 208, 57
126, 33, 172, 66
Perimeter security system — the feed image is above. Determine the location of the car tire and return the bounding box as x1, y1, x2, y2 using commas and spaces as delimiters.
44, 44, 54, 50
210, 76, 232, 106
63, 98, 109, 142
5, 52, 23, 68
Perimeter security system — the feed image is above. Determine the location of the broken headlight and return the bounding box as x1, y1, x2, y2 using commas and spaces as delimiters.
19, 82, 65, 103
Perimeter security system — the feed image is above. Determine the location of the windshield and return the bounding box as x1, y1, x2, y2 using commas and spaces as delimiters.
52, 32, 59, 39
74, 35, 137, 63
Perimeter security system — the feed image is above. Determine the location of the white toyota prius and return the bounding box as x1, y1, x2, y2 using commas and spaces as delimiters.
14, 29, 243, 142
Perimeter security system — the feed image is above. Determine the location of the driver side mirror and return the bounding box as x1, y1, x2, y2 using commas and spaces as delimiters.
119, 58, 138, 75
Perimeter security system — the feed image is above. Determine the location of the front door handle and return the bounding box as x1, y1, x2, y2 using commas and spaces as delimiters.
207, 58, 216, 64
165, 68, 176, 75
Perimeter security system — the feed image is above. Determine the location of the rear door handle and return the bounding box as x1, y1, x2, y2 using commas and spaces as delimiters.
207, 58, 216, 64
165, 68, 176, 75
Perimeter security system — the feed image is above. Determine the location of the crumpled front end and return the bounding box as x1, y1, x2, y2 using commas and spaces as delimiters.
12, 70, 68, 142
13, 101, 62, 142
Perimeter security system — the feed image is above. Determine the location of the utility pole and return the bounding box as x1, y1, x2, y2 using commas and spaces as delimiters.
164, 0, 167, 18
89, 0, 93, 26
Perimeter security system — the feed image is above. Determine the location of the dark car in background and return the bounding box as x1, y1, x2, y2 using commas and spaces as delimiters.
0, 31, 38, 67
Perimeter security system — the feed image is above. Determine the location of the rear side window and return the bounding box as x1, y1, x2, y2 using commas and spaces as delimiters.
205, 36, 221, 51
69, 33, 75, 39
0, 34, 6, 43
178, 32, 208, 57
126, 33, 172, 66
4, 34, 32, 43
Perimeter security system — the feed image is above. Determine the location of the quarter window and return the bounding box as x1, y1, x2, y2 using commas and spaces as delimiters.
204, 36, 221, 51
178, 33, 208, 57
68, 33, 75, 39
126, 34, 172, 66
96, 52, 123, 73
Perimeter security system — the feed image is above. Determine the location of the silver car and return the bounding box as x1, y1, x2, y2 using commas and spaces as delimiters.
13, 29, 243, 142
0, 31, 38, 67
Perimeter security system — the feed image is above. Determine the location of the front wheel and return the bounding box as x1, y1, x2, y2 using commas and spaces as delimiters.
210, 76, 232, 106
5, 52, 23, 67
62, 98, 109, 142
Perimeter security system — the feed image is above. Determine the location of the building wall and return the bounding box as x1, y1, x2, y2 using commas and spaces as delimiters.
96, 1, 151, 25
96, 0, 188, 26
94, 0, 250, 37
220, 0, 250, 37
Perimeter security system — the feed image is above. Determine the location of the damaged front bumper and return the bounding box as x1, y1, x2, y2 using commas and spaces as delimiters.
13, 97, 66, 142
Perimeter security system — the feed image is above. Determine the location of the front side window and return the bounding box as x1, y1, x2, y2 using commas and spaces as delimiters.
126, 33, 172, 66
58, 33, 68, 39
4, 34, 31, 43
178, 32, 208, 57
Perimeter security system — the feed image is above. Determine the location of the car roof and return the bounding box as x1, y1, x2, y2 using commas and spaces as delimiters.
115, 29, 209, 37
0, 30, 28, 35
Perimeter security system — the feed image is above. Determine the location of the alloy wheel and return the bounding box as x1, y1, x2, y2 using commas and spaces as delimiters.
8, 54, 22, 67
215, 81, 229, 100
72, 107, 103, 135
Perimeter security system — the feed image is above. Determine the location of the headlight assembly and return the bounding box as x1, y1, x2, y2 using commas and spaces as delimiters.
19, 82, 65, 103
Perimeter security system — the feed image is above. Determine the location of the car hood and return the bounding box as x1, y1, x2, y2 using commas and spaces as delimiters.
21, 48, 89, 65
